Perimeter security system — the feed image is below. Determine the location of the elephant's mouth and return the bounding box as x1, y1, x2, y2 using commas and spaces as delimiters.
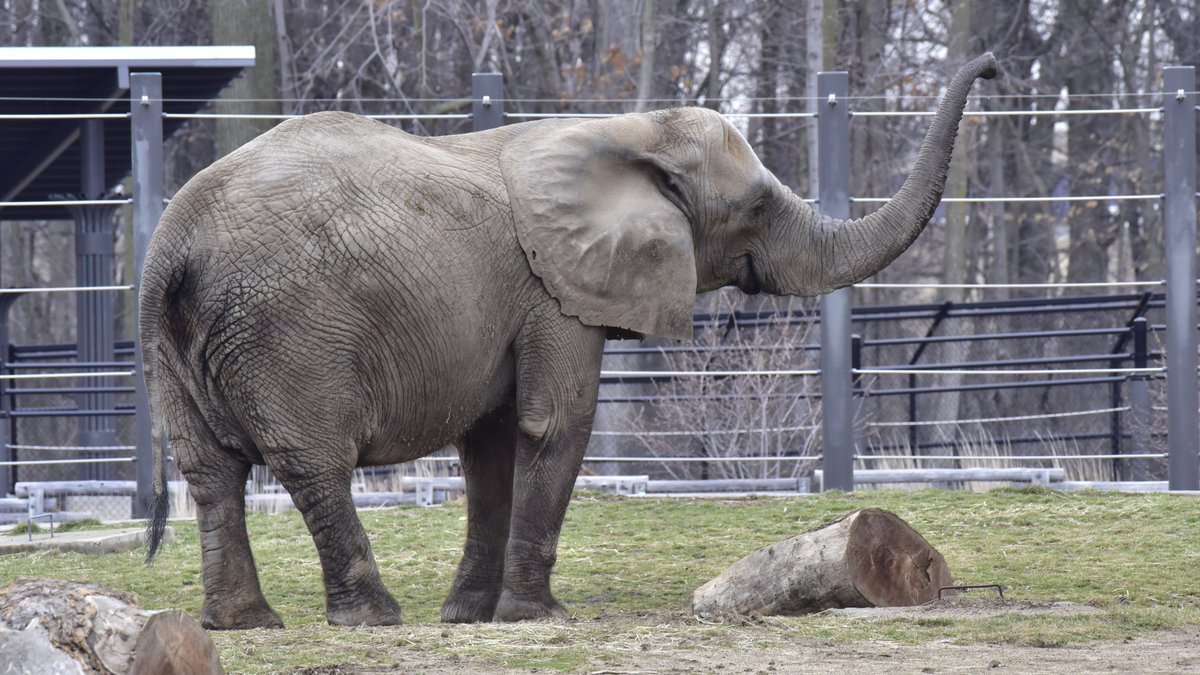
737, 254, 761, 295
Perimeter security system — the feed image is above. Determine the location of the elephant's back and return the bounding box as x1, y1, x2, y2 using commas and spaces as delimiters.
157, 112, 533, 463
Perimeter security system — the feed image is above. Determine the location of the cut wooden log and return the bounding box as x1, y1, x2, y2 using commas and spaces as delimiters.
0, 578, 223, 675
692, 508, 953, 618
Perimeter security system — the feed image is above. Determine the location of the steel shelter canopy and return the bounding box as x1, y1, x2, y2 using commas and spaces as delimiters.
0, 45, 255, 221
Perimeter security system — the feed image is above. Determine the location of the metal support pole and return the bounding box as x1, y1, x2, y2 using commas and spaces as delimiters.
131, 72, 164, 518
1163, 66, 1198, 491
71, 120, 119, 480
1127, 317, 1151, 480
472, 73, 503, 132
818, 71, 854, 492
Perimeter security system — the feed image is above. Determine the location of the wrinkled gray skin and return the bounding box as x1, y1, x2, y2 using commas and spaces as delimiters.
140, 54, 996, 629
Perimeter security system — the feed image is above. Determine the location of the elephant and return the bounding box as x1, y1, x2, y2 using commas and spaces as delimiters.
140, 53, 996, 629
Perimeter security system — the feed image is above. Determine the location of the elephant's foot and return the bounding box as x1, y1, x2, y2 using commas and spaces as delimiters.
326, 590, 403, 627
200, 599, 284, 630
441, 586, 502, 623
493, 589, 568, 622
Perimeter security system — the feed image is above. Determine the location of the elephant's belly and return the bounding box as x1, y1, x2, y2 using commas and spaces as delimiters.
354, 349, 516, 467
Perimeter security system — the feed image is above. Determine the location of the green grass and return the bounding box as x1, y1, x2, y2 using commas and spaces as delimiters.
2, 489, 1198, 673
6, 517, 108, 535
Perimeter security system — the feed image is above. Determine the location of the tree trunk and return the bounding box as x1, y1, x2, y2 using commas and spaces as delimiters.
692, 508, 953, 617
0, 578, 223, 675
633, 0, 656, 113
211, 0, 280, 157
941, 0, 974, 303
934, 0, 976, 463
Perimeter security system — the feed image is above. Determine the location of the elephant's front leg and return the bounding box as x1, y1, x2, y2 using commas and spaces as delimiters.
441, 405, 518, 623
493, 321, 606, 622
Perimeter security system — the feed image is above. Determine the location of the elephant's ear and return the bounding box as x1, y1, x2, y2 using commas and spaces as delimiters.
499, 117, 697, 340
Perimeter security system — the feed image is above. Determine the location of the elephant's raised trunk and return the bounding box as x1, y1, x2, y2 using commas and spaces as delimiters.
777, 53, 997, 295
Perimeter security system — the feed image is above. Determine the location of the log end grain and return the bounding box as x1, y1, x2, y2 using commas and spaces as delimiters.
846, 508, 954, 607
130, 610, 225, 675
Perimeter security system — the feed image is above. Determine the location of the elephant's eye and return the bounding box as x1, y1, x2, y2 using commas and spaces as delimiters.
664, 175, 683, 197
658, 172, 688, 209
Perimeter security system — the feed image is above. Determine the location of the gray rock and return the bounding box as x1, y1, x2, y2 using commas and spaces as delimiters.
0, 624, 86, 675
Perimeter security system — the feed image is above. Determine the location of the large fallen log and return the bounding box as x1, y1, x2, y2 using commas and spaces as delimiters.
693, 508, 953, 618
0, 578, 223, 675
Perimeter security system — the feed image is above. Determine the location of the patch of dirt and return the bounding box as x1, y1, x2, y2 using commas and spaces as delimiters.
820, 597, 1102, 620
272, 613, 1200, 675
634, 628, 1200, 674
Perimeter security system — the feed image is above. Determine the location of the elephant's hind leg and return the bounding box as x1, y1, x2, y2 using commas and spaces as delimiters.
266, 456, 402, 627
441, 405, 518, 623
169, 392, 283, 629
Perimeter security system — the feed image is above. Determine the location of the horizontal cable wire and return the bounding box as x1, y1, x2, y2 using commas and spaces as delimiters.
581, 455, 816, 463
0, 112, 130, 120
857, 453, 1167, 461
506, 111, 819, 120
856, 367, 1164, 376
0, 285, 133, 294
0, 198, 133, 208
0, 371, 134, 381
162, 112, 470, 120
504, 112, 616, 119
602, 369, 821, 378
867, 406, 1130, 428
723, 112, 816, 118
1, 90, 1189, 104
593, 424, 819, 437
0, 106, 1165, 123
853, 107, 1160, 118
0, 457, 135, 467
6, 444, 135, 452
850, 194, 1161, 204
855, 280, 1164, 289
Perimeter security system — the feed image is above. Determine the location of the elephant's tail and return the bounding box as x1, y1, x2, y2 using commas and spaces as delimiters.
139, 213, 190, 564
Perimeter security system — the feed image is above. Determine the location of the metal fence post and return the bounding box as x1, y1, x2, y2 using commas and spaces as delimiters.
818, 71, 854, 492
1163, 65, 1198, 491
130, 72, 164, 518
472, 73, 503, 132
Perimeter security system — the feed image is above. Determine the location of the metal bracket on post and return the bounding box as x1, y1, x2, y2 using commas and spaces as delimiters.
130, 72, 165, 518
818, 71, 854, 492
472, 73, 503, 132
1162, 66, 1198, 491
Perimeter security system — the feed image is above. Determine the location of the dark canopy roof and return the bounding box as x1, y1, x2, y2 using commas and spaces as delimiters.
0, 46, 254, 221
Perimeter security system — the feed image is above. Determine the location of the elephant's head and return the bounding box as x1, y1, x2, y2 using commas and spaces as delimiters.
501, 53, 997, 339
